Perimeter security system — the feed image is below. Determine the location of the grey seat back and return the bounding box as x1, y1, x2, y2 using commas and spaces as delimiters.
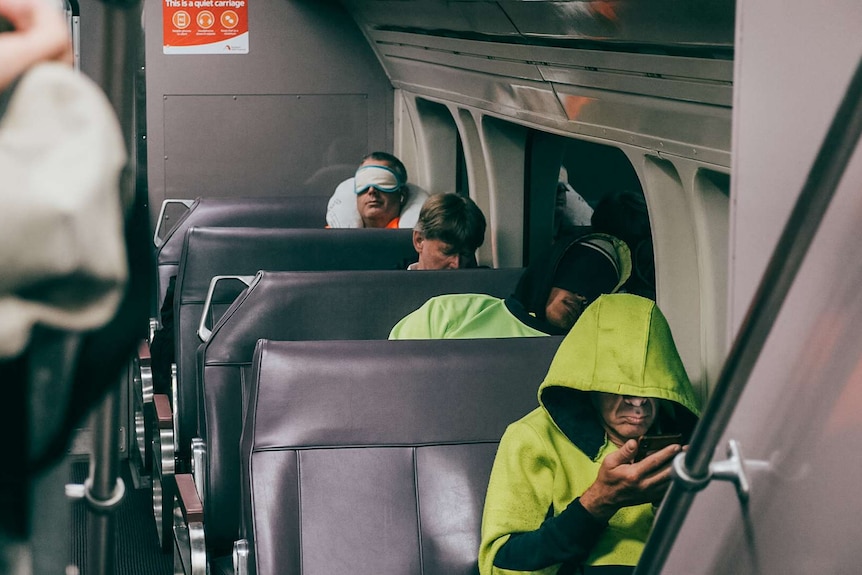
199, 267, 524, 553
173, 227, 415, 460
240, 337, 563, 575
155, 196, 328, 317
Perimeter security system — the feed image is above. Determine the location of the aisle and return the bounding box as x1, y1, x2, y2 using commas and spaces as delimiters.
70, 461, 172, 575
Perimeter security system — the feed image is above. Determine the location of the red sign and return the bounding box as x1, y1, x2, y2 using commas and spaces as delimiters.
163, 0, 248, 54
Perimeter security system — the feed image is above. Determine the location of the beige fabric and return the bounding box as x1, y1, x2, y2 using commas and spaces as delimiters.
0, 62, 128, 359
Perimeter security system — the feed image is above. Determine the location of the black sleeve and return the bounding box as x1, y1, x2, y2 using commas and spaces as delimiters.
493, 497, 607, 572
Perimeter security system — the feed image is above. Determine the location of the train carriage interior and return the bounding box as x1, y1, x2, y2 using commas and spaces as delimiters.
2, 0, 861, 574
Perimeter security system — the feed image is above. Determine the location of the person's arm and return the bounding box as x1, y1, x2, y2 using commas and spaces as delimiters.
0, 0, 72, 90
479, 423, 607, 575
490, 498, 607, 573
479, 430, 681, 575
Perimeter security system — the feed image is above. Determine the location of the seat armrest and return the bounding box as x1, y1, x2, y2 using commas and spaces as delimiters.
152, 393, 176, 553
175, 473, 203, 524
154, 393, 175, 474
139, 338, 152, 362
154, 394, 174, 433
131, 341, 155, 478
174, 474, 207, 575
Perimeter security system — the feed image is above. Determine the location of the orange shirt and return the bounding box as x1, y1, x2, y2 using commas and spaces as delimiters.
325, 217, 400, 229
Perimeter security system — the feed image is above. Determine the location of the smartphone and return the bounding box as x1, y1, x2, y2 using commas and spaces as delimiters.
635, 433, 683, 462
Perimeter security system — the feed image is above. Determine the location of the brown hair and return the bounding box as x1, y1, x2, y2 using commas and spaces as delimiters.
414, 193, 486, 253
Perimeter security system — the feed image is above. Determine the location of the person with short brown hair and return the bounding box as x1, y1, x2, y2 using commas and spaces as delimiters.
410, 193, 486, 270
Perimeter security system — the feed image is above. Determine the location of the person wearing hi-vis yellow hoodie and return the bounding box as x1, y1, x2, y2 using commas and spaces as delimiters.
479, 294, 700, 575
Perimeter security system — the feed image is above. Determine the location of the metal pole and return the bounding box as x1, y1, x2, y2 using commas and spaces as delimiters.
82, 2, 143, 574
87, 387, 123, 575
635, 53, 862, 574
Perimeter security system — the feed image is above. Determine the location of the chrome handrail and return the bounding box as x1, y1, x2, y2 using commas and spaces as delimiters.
635, 53, 862, 574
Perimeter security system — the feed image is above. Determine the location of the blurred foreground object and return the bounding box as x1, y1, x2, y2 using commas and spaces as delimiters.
0, 61, 128, 359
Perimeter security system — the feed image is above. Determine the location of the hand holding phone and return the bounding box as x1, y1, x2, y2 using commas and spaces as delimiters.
634, 433, 683, 462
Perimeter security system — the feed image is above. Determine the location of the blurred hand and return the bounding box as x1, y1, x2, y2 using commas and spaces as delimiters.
579, 439, 680, 522
0, 0, 73, 90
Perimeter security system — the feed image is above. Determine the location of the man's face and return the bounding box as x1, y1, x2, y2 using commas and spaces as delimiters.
413, 231, 464, 269
591, 393, 658, 447
356, 159, 403, 228
544, 287, 588, 331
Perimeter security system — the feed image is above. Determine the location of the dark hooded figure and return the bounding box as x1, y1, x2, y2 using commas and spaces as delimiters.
389, 233, 631, 339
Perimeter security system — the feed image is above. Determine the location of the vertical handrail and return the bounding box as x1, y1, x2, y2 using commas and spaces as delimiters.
635, 54, 862, 574
87, 387, 123, 575
85, 1, 143, 574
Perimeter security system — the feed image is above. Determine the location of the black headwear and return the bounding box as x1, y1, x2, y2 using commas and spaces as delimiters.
550, 240, 620, 303
507, 234, 626, 334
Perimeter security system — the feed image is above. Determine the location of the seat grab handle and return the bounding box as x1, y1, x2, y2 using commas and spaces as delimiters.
152, 198, 195, 248
197, 275, 255, 342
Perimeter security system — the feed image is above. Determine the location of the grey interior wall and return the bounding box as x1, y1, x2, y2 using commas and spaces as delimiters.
77, 0, 109, 87
659, 1, 862, 572
143, 0, 393, 224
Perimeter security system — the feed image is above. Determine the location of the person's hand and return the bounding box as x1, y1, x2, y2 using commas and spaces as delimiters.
0, 0, 72, 90
579, 439, 681, 522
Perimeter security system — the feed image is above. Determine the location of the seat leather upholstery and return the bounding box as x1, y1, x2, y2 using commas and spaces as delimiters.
240, 337, 563, 575
198, 268, 523, 554
173, 227, 416, 461
155, 196, 328, 317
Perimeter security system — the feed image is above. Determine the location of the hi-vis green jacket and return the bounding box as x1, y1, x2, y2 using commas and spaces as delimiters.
389, 233, 631, 340
479, 294, 700, 574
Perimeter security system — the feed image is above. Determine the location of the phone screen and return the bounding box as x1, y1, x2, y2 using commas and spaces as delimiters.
635, 433, 682, 461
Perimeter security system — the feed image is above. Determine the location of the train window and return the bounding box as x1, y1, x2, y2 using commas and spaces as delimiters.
561, 139, 642, 207
455, 133, 468, 197
525, 133, 645, 280
412, 98, 462, 196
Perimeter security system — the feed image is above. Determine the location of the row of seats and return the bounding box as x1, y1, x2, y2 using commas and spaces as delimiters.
137, 196, 346, 552
161, 263, 524, 559
153, 196, 329, 316
135, 196, 331, 482
194, 268, 524, 556
145, 223, 421, 553
172, 226, 418, 461
140, 197, 564, 575
136, 196, 416, 483
232, 337, 562, 575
